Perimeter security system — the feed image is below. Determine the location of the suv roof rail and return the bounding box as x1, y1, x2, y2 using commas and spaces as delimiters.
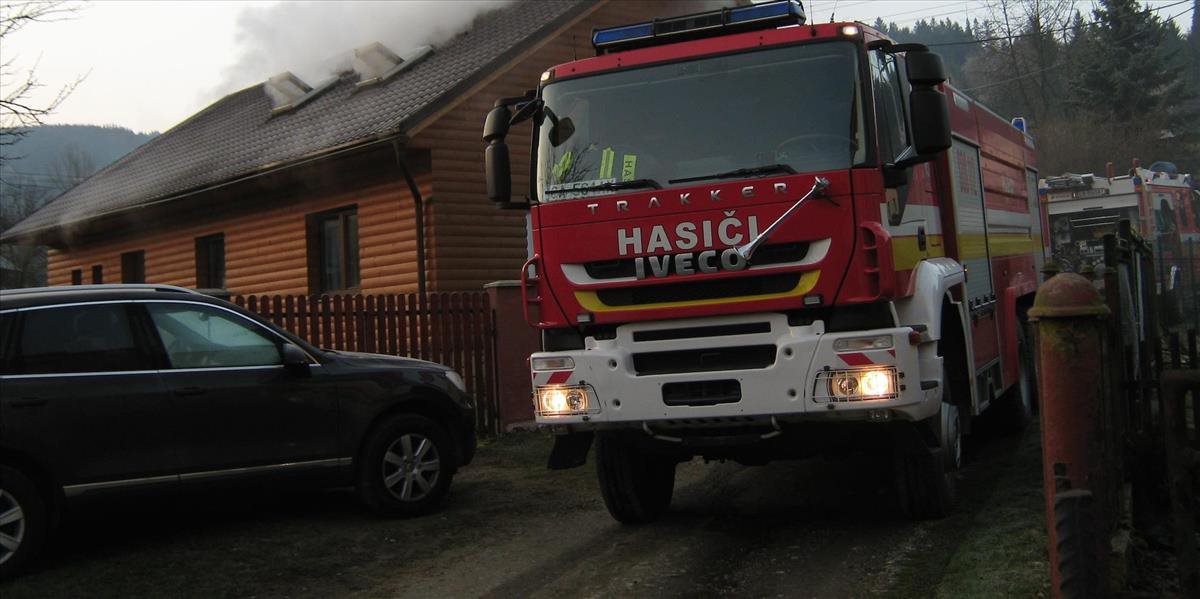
0, 283, 204, 297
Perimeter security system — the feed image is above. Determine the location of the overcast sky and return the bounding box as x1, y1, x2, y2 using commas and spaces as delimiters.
2, 0, 1193, 133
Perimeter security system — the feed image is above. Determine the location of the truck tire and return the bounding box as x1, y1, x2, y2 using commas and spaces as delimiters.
356, 414, 455, 517
0, 465, 47, 579
894, 401, 960, 520
595, 434, 675, 524
995, 316, 1035, 432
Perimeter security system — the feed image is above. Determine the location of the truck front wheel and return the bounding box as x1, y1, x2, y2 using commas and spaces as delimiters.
595, 434, 676, 524
893, 401, 960, 520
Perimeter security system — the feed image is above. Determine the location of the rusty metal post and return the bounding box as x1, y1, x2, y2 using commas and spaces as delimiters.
1029, 273, 1112, 598
1042, 260, 1061, 282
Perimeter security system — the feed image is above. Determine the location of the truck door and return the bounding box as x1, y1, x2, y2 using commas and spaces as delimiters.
948, 139, 1002, 380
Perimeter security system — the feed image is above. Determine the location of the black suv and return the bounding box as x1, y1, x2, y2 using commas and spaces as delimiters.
0, 284, 476, 577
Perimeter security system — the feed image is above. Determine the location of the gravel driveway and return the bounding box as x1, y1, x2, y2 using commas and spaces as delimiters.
0, 420, 1047, 598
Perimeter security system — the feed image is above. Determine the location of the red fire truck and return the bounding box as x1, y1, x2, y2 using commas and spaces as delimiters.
483, 0, 1042, 523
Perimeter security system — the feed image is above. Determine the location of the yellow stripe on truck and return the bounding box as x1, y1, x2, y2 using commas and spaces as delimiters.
894, 233, 1039, 271
957, 233, 1042, 260
575, 270, 820, 312
988, 233, 1042, 258
892, 234, 946, 271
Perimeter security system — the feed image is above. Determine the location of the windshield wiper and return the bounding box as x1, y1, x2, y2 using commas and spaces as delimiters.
545, 178, 661, 194
669, 164, 796, 185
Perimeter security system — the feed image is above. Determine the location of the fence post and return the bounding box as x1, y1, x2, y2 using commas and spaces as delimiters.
484, 281, 541, 430
1029, 272, 1112, 599
1161, 371, 1199, 597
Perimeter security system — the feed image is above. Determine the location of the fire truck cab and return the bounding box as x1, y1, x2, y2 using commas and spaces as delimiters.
483, 0, 1041, 523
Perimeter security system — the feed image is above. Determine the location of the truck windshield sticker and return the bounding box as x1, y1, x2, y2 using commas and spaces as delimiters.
543, 178, 620, 200
599, 147, 616, 179
621, 154, 637, 182
552, 150, 573, 182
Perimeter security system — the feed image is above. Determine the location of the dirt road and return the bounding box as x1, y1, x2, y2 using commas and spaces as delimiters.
1, 422, 1047, 598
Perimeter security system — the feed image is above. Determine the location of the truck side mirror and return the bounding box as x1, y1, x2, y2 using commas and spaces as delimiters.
483, 104, 513, 205
909, 88, 950, 155
905, 51, 951, 156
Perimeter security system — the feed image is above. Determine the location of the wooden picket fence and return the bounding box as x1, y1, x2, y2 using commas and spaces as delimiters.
231, 292, 500, 434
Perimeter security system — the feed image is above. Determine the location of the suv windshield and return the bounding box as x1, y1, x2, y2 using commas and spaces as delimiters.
536, 41, 865, 202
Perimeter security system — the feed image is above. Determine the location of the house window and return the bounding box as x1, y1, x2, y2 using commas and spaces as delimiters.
121, 251, 145, 283
195, 233, 226, 289
307, 207, 360, 293
71, 269, 83, 285
91, 265, 103, 284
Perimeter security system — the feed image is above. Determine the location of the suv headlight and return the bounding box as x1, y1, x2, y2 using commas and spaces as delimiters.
444, 370, 467, 393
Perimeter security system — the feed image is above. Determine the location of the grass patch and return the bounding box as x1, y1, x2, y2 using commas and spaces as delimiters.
933, 428, 1050, 598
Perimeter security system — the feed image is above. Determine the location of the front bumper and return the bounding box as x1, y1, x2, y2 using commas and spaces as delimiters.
531, 312, 942, 429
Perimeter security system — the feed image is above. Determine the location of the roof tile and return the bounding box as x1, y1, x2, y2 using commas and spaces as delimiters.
4, 0, 585, 242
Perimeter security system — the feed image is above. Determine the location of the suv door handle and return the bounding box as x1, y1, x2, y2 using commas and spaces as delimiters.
174, 386, 206, 397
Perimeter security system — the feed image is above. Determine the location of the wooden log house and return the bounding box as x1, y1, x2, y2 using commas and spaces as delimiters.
1, 1, 717, 296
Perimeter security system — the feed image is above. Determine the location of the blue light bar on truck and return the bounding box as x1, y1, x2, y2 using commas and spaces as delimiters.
591, 0, 807, 54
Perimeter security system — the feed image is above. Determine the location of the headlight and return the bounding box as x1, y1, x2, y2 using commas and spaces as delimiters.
534, 384, 595, 416
822, 367, 898, 401
444, 370, 467, 393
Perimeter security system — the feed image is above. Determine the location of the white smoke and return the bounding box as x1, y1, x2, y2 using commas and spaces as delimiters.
212, 0, 514, 96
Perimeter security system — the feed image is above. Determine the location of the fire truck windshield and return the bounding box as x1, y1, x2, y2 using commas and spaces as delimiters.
536, 41, 865, 202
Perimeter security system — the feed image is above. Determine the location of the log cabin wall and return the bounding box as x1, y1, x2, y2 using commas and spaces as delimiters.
413, 0, 712, 291
47, 148, 433, 295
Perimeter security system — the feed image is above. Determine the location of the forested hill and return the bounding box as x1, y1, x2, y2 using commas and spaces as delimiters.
0, 124, 157, 193
871, 0, 1200, 177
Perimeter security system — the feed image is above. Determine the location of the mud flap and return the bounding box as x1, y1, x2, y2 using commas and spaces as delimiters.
548, 432, 594, 470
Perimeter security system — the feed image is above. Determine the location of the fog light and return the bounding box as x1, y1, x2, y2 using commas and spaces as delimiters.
831, 372, 859, 396
823, 367, 898, 401
535, 384, 595, 416
861, 370, 892, 395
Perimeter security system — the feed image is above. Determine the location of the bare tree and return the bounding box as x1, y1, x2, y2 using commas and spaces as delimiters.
1035, 113, 1179, 176
965, 0, 1075, 122
0, 174, 50, 287
0, 0, 86, 166
0, 142, 95, 287
51, 142, 93, 188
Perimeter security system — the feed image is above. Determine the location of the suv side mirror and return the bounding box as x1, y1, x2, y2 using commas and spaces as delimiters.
281, 343, 312, 376
905, 51, 951, 156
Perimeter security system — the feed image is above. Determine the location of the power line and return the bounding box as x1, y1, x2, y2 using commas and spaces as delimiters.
873, 1, 971, 21
924, 0, 1191, 46
956, 4, 1194, 92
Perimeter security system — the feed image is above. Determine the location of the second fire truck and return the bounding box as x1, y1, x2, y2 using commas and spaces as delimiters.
484, 0, 1043, 522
